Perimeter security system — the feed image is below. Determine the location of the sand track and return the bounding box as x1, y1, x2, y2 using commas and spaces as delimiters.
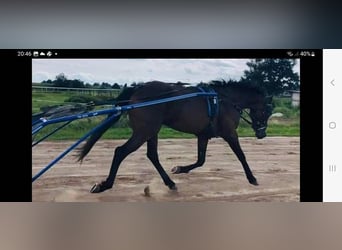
32, 137, 299, 202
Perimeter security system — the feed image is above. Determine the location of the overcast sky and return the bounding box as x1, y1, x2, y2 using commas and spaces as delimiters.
32, 58, 300, 85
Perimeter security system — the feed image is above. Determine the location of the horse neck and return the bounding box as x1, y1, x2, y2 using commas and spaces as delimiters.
217, 87, 260, 108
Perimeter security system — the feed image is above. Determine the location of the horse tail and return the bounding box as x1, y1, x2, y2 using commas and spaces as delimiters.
77, 86, 136, 162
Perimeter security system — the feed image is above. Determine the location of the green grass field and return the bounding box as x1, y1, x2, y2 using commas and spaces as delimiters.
32, 90, 299, 140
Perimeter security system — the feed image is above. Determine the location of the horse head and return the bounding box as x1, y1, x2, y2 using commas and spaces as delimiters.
249, 95, 273, 139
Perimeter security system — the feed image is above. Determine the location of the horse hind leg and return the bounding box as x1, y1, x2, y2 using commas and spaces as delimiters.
90, 133, 147, 193
147, 136, 177, 190
171, 135, 208, 174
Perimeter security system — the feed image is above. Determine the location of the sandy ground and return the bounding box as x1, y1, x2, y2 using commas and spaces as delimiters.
32, 137, 299, 202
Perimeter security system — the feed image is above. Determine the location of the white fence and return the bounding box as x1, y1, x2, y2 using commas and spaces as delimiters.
32, 86, 120, 97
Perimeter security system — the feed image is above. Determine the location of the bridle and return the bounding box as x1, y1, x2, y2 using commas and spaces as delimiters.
231, 102, 272, 132
232, 104, 253, 125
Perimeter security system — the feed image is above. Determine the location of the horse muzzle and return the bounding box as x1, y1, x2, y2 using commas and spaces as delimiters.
255, 127, 266, 139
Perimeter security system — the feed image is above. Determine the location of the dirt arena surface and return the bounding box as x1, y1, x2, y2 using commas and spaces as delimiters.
32, 137, 300, 202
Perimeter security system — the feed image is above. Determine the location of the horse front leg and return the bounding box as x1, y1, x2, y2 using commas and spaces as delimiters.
171, 135, 208, 174
223, 133, 258, 185
147, 136, 177, 190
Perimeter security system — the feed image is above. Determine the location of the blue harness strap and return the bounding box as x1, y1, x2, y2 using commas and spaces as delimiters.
197, 87, 219, 119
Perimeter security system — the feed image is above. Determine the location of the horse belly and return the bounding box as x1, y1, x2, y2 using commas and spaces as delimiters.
163, 101, 210, 134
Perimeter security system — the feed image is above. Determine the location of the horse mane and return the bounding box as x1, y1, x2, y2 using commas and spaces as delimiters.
198, 79, 266, 96
125, 79, 265, 96
130, 80, 191, 88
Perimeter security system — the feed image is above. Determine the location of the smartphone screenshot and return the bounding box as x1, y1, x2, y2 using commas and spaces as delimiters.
5, 49, 336, 202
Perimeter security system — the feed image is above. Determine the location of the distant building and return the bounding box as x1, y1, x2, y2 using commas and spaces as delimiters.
290, 90, 300, 107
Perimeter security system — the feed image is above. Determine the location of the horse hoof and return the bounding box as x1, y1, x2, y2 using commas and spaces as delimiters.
169, 184, 178, 191
171, 166, 181, 174
90, 183, 101, 193
249, 179, 259, 186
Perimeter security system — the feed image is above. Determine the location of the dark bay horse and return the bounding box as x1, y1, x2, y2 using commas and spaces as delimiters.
77, 80, 273, 193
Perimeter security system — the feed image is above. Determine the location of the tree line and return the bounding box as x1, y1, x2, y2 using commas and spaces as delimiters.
39, 59, 299, 96
41, 73, 123, 89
